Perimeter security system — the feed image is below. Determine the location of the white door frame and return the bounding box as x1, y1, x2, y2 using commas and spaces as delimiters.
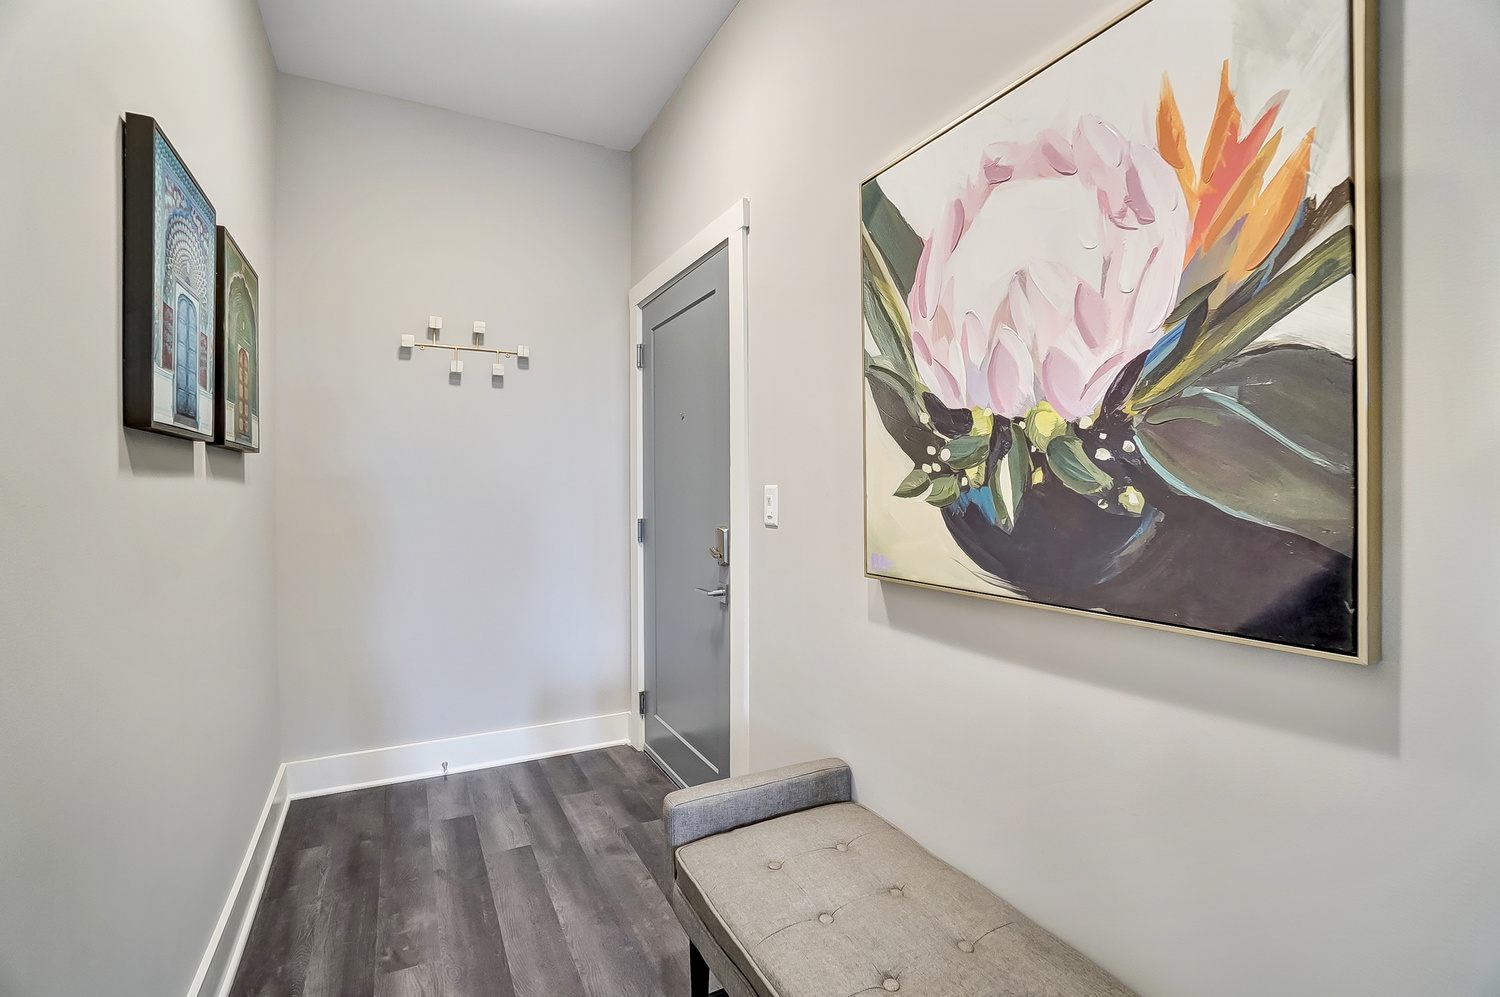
629, 199, 751, 779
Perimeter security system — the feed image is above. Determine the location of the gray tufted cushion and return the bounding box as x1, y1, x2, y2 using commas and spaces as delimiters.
675, 802, 1137, 997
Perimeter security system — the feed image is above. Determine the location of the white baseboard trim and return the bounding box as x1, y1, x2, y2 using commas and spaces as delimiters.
284, 712, 633, 799
186, 763, 290, 997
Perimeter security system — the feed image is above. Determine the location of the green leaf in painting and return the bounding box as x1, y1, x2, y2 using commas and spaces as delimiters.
861, 179, 924, 300
941, 433, 988, 470
862, 226, 918, 376
1127, 226, 1354, 414
988, 423, 1032, 533
1046, 436, 1114, 497
1190, 345, 1354, 475
865, 352, 923, 428
894, 467, 932, 498
863, 267, 910, 372
1133, 351, 1354, 556
925, 475, 961, 508
865, 362, 943, 467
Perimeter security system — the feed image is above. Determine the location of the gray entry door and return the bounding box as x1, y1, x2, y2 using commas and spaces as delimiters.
643, 244, 730, 788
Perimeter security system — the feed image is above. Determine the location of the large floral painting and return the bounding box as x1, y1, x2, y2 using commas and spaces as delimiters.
862, 0, 1378, 661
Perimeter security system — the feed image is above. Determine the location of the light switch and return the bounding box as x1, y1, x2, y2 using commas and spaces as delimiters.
400, 334, 415, 348
429, 315, 443, 330
763, 485, 779, 527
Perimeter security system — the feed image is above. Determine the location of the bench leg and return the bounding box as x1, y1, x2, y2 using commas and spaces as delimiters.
689, 942, 726, 997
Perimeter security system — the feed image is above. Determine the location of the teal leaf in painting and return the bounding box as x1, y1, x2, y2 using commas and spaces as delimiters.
1133, 344, 1354, 555
1190, 345, 1354, 475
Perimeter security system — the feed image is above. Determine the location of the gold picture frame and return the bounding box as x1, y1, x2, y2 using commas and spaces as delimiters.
860, 0, 1380, 663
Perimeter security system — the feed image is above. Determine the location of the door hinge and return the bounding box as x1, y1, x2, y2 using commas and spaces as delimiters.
638, 690, 648, 718
637, 518, 645, 544
636, 343, 645, 369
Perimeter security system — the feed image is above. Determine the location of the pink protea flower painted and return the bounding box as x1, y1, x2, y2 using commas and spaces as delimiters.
908, 116, 1190, 422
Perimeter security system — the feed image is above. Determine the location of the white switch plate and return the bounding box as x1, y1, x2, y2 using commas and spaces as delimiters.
763, 485, 779, 527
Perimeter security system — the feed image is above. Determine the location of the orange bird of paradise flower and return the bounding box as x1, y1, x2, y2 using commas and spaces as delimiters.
1158, 62, 1315, 308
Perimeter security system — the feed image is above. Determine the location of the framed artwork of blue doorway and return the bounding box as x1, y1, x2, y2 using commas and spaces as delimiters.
122, 112, 218, 442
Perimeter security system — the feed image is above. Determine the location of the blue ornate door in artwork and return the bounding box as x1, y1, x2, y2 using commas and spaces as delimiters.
174, 291, 198, 422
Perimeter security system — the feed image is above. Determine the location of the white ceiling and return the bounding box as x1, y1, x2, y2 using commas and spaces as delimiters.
256, 0, 739, 151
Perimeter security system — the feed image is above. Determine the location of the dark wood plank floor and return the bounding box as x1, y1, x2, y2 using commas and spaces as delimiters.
230, 746, 686, 997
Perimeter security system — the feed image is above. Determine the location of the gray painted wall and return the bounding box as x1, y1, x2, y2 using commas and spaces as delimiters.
274, 75, 633, 761
0, 2, 282, 996
632, 1, 1500, 994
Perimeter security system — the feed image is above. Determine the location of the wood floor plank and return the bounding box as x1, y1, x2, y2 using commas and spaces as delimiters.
572, 749, 660, 827
538, 753, 590, 797
603, 745, 679, 813
229, 844, 331, 997
483, 844, 587, 997
559, 792, 690, 997
507, 761, 656, 997
375, 782, 438, 977
467, 766, 529, 854
303, 786, 386, 997
233, 750, 687, 997
279, 794, 346, 851
374, 963, 438, 997
622, 819, 673, 901
432, 814, 516, 997
427, 771, 477, 822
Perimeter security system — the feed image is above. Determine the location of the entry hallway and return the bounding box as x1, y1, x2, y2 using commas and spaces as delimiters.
229, 747, 686, 997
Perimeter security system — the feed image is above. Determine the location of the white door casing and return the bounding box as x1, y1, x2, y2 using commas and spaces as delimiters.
629, 199, 750, 779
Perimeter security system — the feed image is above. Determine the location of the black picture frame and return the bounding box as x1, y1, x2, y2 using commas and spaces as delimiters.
122, 112, 218, 442
213, 228, 261, 452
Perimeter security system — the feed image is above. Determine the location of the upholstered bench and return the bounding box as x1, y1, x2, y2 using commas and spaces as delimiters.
662, 758, 1136, 997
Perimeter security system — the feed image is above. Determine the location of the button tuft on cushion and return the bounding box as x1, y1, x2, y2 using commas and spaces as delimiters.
835, 842, 848, 851
767, 861, 782, 870
957, 940, 974, 953
819, 912, 834, 924
882, 978, 900, 991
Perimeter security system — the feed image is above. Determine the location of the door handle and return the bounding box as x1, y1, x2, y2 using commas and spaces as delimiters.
695, 584, 729, 604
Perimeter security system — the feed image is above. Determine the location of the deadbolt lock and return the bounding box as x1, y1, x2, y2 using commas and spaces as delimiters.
711, 527, 730, 567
